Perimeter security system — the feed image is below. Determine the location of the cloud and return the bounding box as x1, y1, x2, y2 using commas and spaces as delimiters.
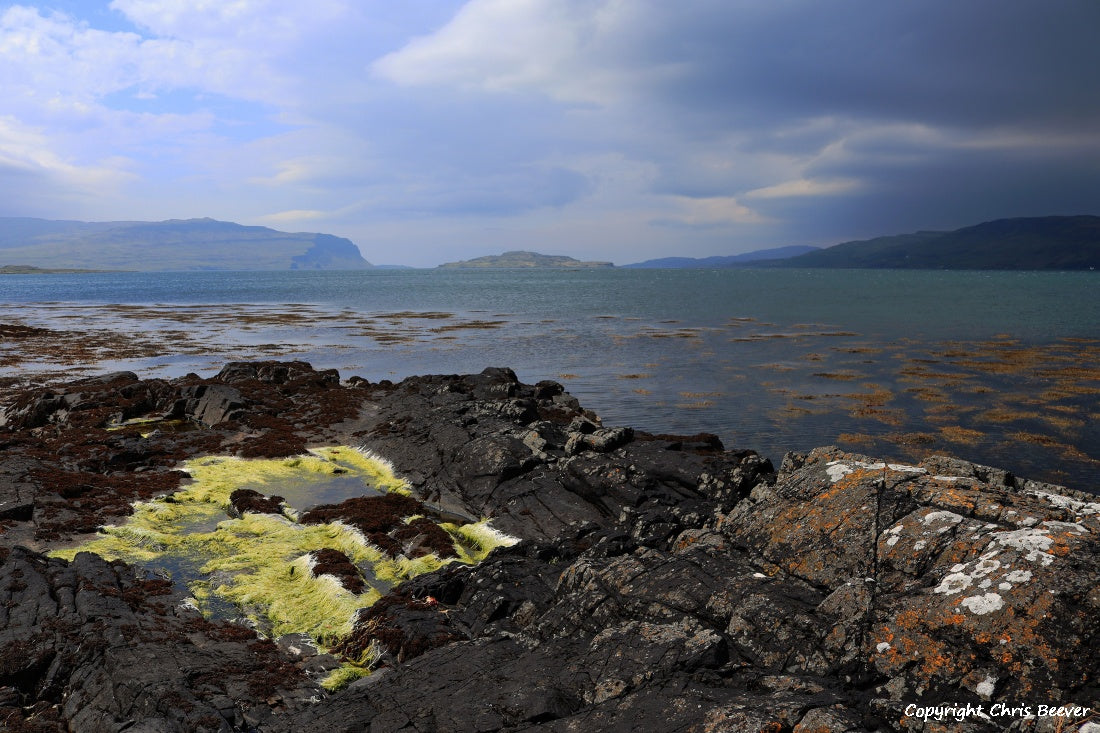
254, 208, 330, 225
0, 113, 138, 217
1, 0, 1098, 263
745, 178, 861, 200
373, 0, 665, 105
651, 195, 767, 229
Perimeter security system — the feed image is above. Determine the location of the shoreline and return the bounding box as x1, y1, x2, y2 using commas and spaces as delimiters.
1, 361, 1098, 730
3, 303, 1098, 490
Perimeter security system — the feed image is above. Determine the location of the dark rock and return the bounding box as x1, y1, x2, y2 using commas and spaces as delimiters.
228, 488, 285, 517
215, 360, 338, 386
174, 383, 246, 426
309, 548, 366, 594
300, 494, 458, 559
1, 364, 1096, 732
0, 547, 314, 732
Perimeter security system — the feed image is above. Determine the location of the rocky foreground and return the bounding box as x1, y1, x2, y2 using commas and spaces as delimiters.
0, 362, 1097, 732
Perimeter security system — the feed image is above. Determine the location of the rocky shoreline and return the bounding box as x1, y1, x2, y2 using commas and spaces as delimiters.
1, 362, 1097, 732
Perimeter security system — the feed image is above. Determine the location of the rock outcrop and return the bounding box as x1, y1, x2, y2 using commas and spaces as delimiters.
0, 362, 1096, 732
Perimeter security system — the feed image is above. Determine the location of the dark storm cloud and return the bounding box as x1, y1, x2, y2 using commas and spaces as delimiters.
598, 0, 1100, 245
639, 1, 1100, 131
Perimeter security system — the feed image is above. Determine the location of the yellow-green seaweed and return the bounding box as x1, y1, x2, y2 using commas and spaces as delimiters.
51, 446, 518, 688
320, 662, 372, 691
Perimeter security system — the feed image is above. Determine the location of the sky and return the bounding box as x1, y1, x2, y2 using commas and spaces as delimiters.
1, 1, 1099, 267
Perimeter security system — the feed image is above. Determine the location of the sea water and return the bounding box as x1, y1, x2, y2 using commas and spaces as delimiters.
2, 268, 1098, 491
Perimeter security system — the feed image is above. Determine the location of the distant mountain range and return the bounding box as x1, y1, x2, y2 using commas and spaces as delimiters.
773, 216, 1100, 270
624, 216, 1100, 270
622, 245, 819, 268
4, 214, 1097, 272
438, 250, 613, 268
0, 217, 371, 271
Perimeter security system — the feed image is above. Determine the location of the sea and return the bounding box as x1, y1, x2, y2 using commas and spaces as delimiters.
2, 268, 1098, 492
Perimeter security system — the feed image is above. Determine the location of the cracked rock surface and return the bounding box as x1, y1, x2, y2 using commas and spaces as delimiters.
1, 362, 1097, 732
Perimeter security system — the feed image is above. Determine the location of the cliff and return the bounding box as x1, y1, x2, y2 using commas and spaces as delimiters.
0, 217, 372, 271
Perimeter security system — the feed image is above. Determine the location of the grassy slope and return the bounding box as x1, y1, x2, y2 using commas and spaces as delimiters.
0, 218, 370, 270
776, 216, 1100, 270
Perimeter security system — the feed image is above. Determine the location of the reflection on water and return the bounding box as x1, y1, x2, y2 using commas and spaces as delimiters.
237, 474, 383, 513
4, 269, 1098, 492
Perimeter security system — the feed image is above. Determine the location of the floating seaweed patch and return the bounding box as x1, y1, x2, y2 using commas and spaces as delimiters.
51, 446, 517, 690
812, 371, 863, 381
939, 425, 986, 445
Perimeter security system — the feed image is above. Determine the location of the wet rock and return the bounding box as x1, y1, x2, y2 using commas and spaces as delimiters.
309, 548, 366, 593
300, 493, 459, 560
564, 425, 633, 455
228, 487, 286, 517
0, 547, 315, 733
174, 383, 246, 426
1, 363, 1096, 731
0, 360, 359, 539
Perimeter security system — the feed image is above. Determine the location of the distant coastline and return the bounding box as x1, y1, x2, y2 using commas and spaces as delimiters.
0, 264, 118, 274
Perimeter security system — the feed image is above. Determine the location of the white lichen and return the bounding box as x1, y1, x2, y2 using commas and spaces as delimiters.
993, 528, 1055, 565
1025, 489, 1100, 517
825, 461, 854, 482
1043, 520, 1088, 535
921, 510, 965, 527
975, 674, 997, 698
823, 459, 926, 483
960, 593, 1004, 615
884, 525, 904, 547
934, 572, 973, 595
971, 557, 1001, 577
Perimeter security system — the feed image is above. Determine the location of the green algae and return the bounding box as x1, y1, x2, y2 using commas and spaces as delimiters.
320, 662, 373, 691
51, 446, 518, 688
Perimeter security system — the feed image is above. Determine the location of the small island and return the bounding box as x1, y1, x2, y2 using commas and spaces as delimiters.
438, 250, 614, 269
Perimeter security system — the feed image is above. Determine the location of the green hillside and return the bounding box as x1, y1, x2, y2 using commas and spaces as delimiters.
439, 250, 614, 268
0, 217, 372, 271
776, 216, 1100, 270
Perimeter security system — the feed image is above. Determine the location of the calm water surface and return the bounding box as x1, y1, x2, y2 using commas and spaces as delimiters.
3, 269, 1098, 491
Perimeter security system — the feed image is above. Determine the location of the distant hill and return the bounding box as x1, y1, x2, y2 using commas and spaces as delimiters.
622, 245, 818, 268
0, 264, 110, 274
0, 217, 372, 271
772, 216, 1100, 270
439, 250, 613, 269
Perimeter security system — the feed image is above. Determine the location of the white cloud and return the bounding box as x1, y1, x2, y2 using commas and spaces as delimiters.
109, 0, 352, 44
255, 208, 330, 225
0, 113, 139, 215
745, 178, 860, 199
373, 0, 670, 105
659, 195, 768, 228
